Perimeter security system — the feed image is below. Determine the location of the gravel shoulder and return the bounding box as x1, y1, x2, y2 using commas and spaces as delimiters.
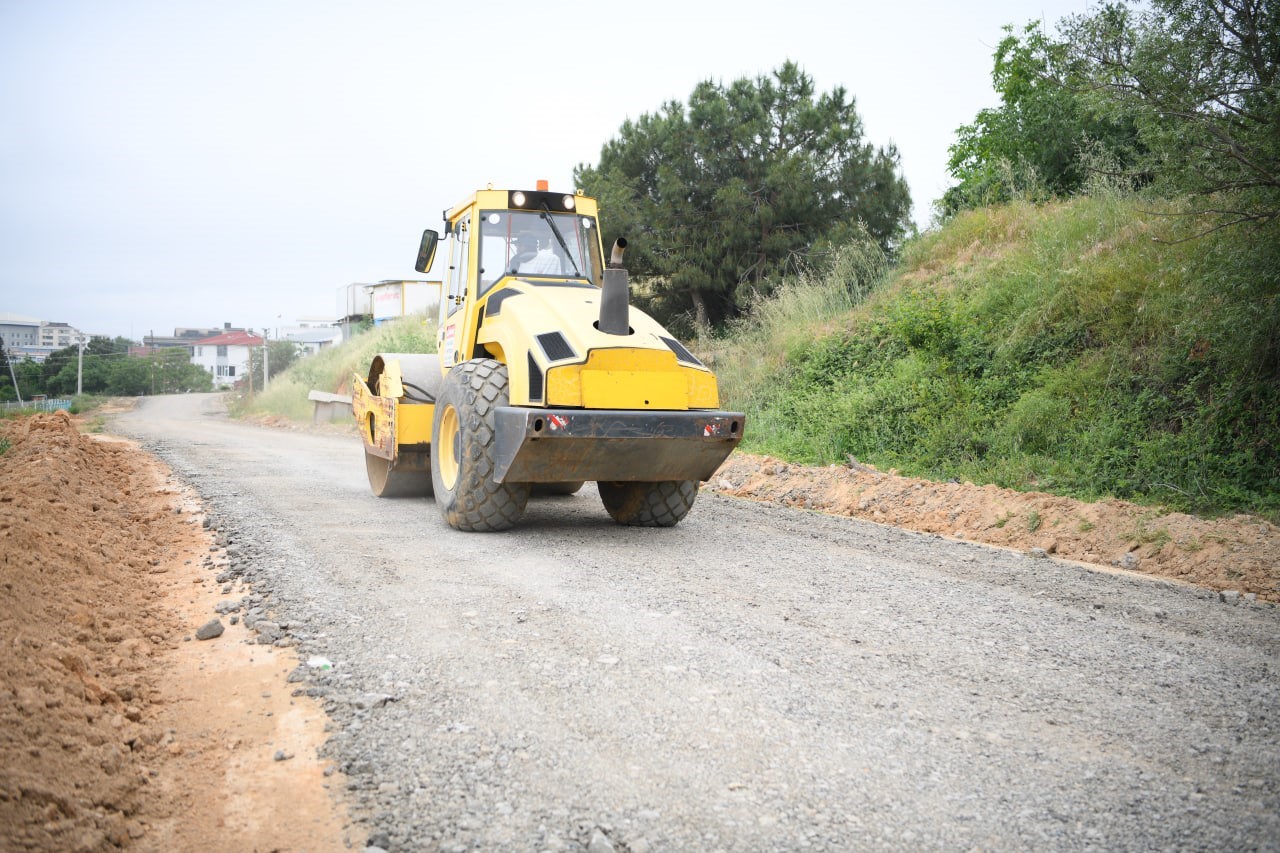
4, 393, 1278, 851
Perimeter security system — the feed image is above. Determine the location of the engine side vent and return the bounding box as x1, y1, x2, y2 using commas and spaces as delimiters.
661, 336, 704, 367
527, 352, 544, 403
537, 331, 576, 362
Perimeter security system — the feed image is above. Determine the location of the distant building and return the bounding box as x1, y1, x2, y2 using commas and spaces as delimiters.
38, 321, 83, 349
0, 313, 39, 351
144, 323, 247, 350
0, 313, 87, 363
190, 330, 263, 388
369, 280, 441, 325
337, 282, 374, 341
275, 317, 342, 356
336, 280, 439, 341
285, 327, 342, 357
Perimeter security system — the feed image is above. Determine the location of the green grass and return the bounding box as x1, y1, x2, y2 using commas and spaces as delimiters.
232, 317, 436, 421
712, 194, 1280, 520
68, 395, 105, 417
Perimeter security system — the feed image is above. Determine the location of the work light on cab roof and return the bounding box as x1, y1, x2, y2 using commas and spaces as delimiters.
509, 181, 577, 212
351, 181, 745, 532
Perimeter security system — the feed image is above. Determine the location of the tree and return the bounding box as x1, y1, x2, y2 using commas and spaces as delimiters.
38, 336, 123, 396
247, 339, 301, 384
575, 62, 912, 331
942, 21, 1144, 215
0, 346, 13, 402
39, 346, 77, 396
16, 337, 214, 398
136, 347, 212, 394
108, 355, 154, 396
14, 359, 42, 400
1062, 0, 1280, 229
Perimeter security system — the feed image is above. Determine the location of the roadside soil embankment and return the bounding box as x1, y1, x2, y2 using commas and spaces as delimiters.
0, 410, 353, 851
711, 453, 1280, 602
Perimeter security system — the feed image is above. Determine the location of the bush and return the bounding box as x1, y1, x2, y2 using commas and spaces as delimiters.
719, 194, 1279, 519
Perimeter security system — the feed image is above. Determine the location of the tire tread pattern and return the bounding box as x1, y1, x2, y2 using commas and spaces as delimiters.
598, 480, 697, 527
433, 360, 529, 531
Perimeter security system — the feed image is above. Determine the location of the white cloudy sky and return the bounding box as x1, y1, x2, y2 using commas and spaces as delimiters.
0, 0, 1089, 341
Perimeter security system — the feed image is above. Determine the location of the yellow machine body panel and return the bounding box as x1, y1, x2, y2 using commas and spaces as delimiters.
353, 353, 440, 464
438, 189, 604, 375
475, 281, 721, 410
395, 400, 434, 444
579, 352, 688, 410
353, 375, 397, 460
545, 349, 717, 410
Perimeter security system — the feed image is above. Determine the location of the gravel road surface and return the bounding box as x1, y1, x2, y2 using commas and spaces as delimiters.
112, 393, 1280, 851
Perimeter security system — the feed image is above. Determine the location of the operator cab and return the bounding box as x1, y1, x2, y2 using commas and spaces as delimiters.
477, 203, 602, 293
416, 184, 610, 369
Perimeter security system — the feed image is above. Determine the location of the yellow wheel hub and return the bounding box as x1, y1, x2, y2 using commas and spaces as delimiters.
438, 404, 460, 491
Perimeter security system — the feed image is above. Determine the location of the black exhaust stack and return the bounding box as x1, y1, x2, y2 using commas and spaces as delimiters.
599, 238, 630, 336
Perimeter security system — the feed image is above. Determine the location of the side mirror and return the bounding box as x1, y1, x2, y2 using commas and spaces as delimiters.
415, 229, 440, 273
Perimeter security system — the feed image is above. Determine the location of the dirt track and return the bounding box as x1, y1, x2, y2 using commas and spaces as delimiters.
3, 395, 1279, 850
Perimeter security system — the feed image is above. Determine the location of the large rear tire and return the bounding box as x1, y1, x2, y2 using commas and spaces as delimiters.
431, 360, 530, 531
598, 480, 697, 527
365, 450, 433, 498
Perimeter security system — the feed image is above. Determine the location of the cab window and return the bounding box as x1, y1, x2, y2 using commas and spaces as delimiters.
478, 210, 599, 293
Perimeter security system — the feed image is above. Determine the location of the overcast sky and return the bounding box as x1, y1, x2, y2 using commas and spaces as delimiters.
0, 0, 1089, 342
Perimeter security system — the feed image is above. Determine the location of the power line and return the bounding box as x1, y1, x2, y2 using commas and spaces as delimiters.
7, 348, 194, 364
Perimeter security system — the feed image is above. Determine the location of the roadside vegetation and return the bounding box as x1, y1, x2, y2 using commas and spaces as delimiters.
709, 0, 1279, 520
230, 317, 435, 421
710, 193, 1279, 519
0, 338, 214, 401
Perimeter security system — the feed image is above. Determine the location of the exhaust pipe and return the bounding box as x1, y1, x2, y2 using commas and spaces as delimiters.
609, 237, 628, 268
599, 237, 630, 336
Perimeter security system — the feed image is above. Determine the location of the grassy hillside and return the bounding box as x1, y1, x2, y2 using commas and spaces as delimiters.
711, 195, 1280, 519
233, 317, 435, 421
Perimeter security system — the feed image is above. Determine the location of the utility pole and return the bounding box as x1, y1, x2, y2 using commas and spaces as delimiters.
263, 333, 269, 392
76, 337, 86, 396
5, 346, 22, 405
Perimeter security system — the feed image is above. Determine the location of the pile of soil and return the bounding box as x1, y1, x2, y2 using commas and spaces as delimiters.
0, 411, 189, 848
0, 411, 349, 850
712, 453, 1280, 602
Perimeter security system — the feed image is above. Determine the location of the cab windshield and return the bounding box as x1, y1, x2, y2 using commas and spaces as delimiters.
478, 210, 600, 293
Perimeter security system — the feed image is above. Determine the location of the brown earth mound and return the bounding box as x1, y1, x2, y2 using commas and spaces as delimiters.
0, 411, 351, 850
0, 410, 186, 848
712, 453, 1280, 602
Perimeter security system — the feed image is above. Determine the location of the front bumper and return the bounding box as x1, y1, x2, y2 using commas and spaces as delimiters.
492, 407, 745, 484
